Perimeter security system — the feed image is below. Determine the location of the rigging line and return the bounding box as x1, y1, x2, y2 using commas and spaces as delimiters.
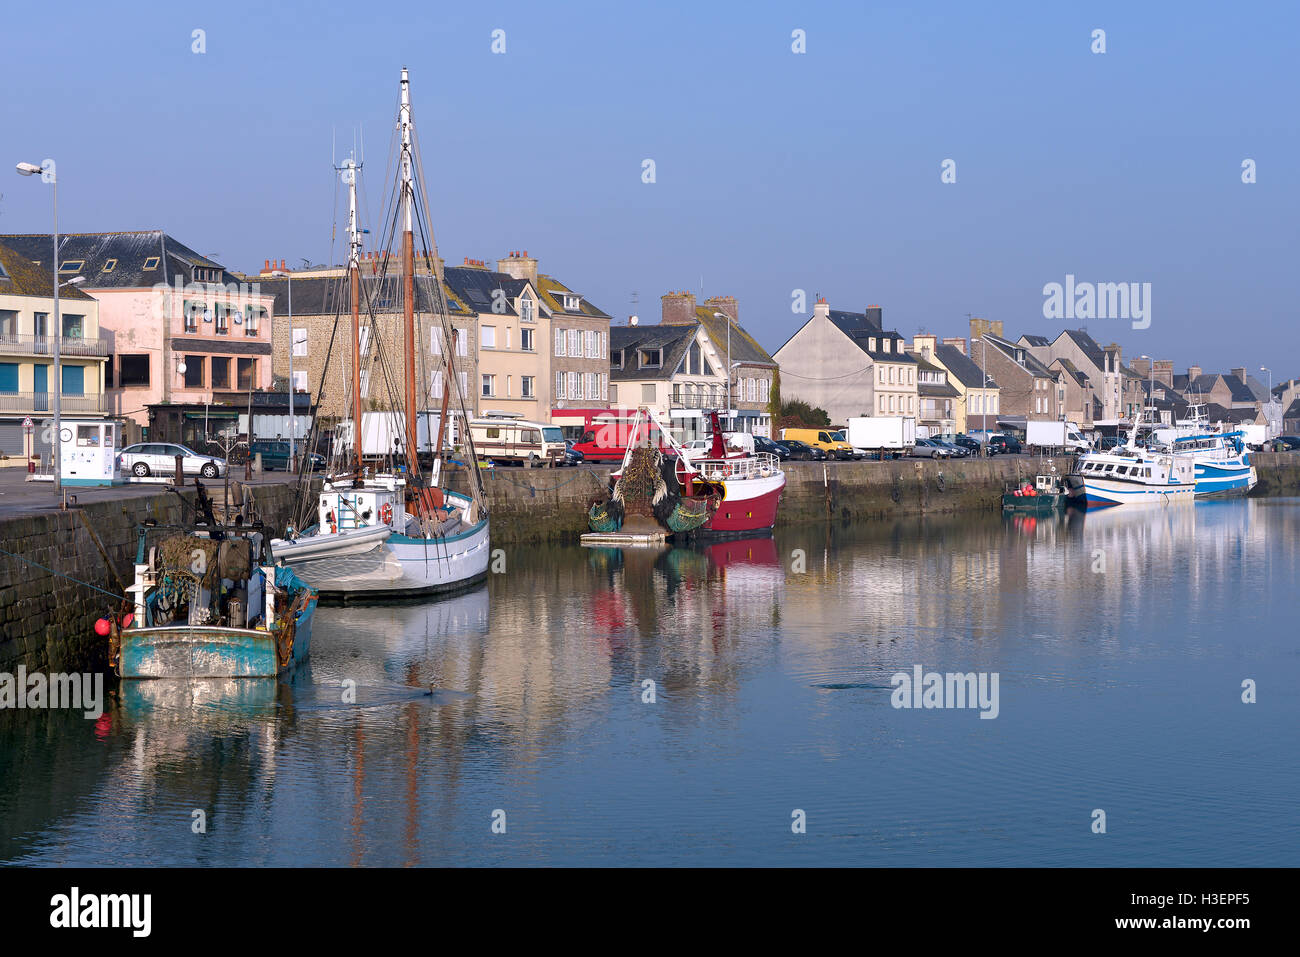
0, 543, 125, 602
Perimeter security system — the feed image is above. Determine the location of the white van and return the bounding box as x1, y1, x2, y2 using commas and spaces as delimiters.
469, 414, 566, 467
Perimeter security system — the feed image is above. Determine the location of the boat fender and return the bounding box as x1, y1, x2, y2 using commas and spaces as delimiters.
381, 502, 394, 524
936, 472, 946, 492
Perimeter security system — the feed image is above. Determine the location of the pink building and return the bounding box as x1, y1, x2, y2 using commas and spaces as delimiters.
0, 231, 274, 436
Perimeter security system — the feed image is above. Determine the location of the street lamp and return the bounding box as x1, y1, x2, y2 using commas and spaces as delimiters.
17, 160, 64, 494
713, 312, 732, 427
270, 269, 295, 471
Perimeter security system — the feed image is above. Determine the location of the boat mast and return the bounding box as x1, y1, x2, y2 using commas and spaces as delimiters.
399, 67, 419, 477
342, 153, 364, 474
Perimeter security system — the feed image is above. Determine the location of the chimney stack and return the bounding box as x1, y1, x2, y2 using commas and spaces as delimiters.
496, 251, 537, 286
263, 259, 271, 272
1188, 365, 1202, 382
942, 336, 967, 355
1230, 366, 1247, 383
1153, 359, 1174, 388
813, 296, 830, 319
660, 291, 697, 325
970, 317, 1003, 341
865, 304, 883, 328
704, 295, 738, 324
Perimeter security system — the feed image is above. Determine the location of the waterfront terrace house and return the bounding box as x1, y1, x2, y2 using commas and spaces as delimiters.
0, 241, 108, 459
658, 292, 775, 437
773, 299, 918, 427
906, 335, 961, 434
0, 231, 274, 439
920, 336, 1000, 434
972, 320, 1062, 428
256, 255, 478, 422
608, 323, 719, 440
1017, 328, 1122, 424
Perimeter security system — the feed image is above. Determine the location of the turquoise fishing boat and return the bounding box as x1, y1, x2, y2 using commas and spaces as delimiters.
113, 494, 317, 678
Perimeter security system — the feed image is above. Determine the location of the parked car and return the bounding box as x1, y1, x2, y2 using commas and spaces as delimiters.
753, 435, 790, 461
1273, 435, 1300, 451
119, 443, 226, 478
930, 438, 970, 458
909, 438, 952, 459
562, 440, 585, 466
986, 434, 1023, 456
936, 433, 982, 455
781, 439, 826, 461
248, 440, 325, 472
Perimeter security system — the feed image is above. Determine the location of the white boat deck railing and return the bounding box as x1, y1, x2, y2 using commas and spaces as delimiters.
691, 452, 781, 481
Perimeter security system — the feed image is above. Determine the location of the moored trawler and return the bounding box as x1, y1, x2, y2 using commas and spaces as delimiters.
586, 408, 785, 541
1067, 445, 1197, 507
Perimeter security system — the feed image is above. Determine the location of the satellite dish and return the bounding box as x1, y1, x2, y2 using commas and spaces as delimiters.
629, 315, 639, 326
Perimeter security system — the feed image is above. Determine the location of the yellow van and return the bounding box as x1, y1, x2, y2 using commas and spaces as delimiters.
780, 427, 854, 460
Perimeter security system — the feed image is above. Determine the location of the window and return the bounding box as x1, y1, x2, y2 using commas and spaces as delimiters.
639, 348, 662, 368
482, 374, 495, 397
119, 354, 150, 387
292, 370, 308, 392
142, 256, 160, 271
431, 370, 443, 398
520, 297, 534, 323
568, 329, 580, 358
0, 310, 16, 337
601, 374, 607, 402
568, 372, 580, 400
0, 362, 17, 393
883, 339, 891, 353
555, 371, 566, 399
211, 357, 230, 389
292, 328, 308, 357
359, 369, 370, 398
521, 375, 535, 398
101, 259, 117, 274
609, 384, 618, 404
611, 349, 623, 369
563, 295, 579, 311
555, 328, 566, 356
521, 328, 534, 352
585, 330, 597, 358
890, 366, 896, 384
77, 425, 100, 447
104, 357, 113, 388
60, 314, 84, 338
183, 300, 201, 333
641, 384, 655, 403
455, 329, 467, 356
431, 327, 442, 355
62, 365, 85, 395
236, 357, 257, 391
481, 326, 496, 349
359, 326, 371, 356
586, 373, 598, 399
244, 306, 265, 336
58, 260, 84, 275
183, 356, 204, 388
215, 309, 229, 335
459, 371, 468, 396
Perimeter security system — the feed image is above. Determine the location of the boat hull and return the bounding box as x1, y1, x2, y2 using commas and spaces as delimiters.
1193, 459, 1257, 497
119, 619, 313, 679
1078, 477, 1196, 508
1002, 492, 1068, 513
698, 472, 786, 535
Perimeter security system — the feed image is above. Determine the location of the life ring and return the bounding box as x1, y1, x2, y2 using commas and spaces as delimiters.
380, 502, 394, 524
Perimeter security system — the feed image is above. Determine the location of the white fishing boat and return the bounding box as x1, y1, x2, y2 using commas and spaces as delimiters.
1066, 410, 1196, 508
270, 68, 490, 599
1155, 402, 1257, 497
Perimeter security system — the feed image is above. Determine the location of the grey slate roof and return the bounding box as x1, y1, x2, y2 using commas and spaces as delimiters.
983, 334, 1056, 378
609, 325, 696, 381
1059, 329, 1107, 371
0, 231, 232, 289
442, 266, 528, 317
1019, 334, 1051, 347
257, 273, 472, 318
934, 343, 998, 389
0, 241, 95, 300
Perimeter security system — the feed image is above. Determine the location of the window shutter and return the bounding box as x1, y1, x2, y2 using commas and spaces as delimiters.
555, 329, 565, 356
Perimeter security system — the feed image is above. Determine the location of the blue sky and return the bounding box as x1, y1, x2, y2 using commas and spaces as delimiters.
2, 0, 1296, 374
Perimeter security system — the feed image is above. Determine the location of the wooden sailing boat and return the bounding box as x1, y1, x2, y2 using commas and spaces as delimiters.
270, 68, 491, 598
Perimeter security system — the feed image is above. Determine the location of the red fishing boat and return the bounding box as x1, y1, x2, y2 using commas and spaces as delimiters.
588, 408, 785, 538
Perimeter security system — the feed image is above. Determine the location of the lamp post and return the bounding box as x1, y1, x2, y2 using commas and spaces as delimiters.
271, 270, 295, 471
16, 160, 64, 494
713, 311, 731, 428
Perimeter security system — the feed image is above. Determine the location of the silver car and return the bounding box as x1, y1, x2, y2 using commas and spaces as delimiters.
119, 442, 226, 478
909, 438, 952, 459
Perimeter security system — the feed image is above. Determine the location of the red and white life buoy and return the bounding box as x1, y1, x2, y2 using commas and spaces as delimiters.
380, 502, 394, 524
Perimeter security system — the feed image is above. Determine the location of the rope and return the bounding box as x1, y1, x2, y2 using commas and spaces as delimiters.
0, 543, 126, 601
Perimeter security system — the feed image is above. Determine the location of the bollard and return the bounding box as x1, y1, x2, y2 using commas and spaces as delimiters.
174, 453, 185, 485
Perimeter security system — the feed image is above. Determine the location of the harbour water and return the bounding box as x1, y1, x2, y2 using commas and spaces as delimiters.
3, 498, 1297, 866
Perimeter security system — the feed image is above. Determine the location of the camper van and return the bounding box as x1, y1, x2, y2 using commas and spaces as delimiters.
469, 413, 566, 467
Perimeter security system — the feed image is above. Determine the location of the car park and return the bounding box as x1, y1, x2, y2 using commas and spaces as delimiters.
118, 442, 226, 478
248, 440, 325, 472
930, 438, 969, 457
753, 435, 791, 460
986, 434, 1023, 456
1273, 435, 1300, 451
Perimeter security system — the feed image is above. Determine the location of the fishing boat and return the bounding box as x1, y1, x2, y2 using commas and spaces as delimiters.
1066, 412, 1197, 507
270, 68, 490, 598
586, 408, 785, 540
113, 483, 318, 678
1156, 403, 1257, 497
1002, 471, 1071, 513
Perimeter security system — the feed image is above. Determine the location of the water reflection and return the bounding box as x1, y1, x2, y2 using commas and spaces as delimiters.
3, 503, 1298, 866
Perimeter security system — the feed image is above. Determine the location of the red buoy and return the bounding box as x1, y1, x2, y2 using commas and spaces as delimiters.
94, 618, 111, 636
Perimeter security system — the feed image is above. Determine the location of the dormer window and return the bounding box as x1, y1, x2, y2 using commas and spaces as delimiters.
639, 348, 662, 368
883, 339, 891, 353
869, 337, 877, 351
519, 296, 534, 322
564, 294, 580, 311
611, 349, 624, 370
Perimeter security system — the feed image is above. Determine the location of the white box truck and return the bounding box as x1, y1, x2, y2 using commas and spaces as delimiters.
1026, 420, 1089, 453
334, 410, 459, 461
847, 416, 917, 459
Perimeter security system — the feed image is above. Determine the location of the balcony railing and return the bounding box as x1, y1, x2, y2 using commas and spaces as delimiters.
0, 392, 109, 413
0, 334, 110, 357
